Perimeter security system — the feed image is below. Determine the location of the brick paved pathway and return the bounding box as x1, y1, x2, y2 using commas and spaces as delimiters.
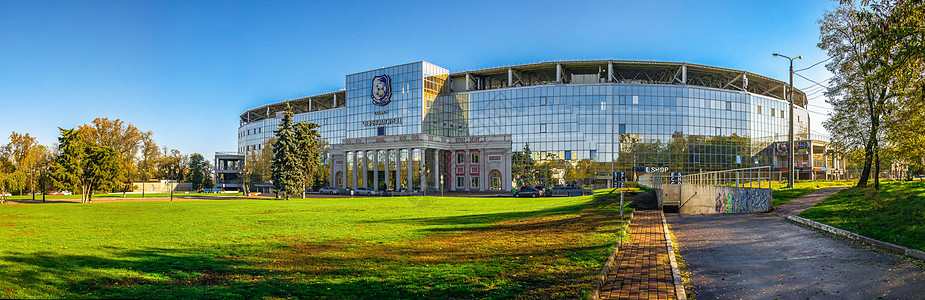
773, 186, 846, 216
600, 210, 676, 300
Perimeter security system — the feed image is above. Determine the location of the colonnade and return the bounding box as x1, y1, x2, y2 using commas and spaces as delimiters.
340, 148, 441, 191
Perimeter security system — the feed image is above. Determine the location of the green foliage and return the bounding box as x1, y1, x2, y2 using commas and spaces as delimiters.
819, 0, 925, 189
800, 180, 925, 252
512, 143, 536, 187
0, 170, 26, 202
0, 195, 621, 298
188, 153, 211, 191
53, 128, 121, 203
270, 102, 303, 198
294, 121, 324, 191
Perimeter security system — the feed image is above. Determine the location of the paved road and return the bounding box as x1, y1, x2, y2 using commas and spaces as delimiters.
667, 213, 925, 299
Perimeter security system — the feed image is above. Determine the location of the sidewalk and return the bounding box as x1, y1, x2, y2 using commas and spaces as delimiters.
599, 210, 677, 300
773, 186, 846, 216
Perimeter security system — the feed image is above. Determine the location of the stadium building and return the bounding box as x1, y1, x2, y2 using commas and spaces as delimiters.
238, 60, 844, 192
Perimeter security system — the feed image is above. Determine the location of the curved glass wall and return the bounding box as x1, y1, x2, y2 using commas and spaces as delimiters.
429, 83, 809, 187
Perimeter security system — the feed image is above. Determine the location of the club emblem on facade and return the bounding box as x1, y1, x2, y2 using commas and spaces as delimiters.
371, 74, 392, 106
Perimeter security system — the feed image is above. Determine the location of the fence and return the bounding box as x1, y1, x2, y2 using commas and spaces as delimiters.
682, 166, 772, 189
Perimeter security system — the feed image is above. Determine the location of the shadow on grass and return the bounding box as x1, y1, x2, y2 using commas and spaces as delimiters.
1, 194, 633, 299
370, 203, 588, 229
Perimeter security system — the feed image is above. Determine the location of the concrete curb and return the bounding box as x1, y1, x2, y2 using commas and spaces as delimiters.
786, 215, 925, 262
661, 211, 688, 300
590, 211, 634, 300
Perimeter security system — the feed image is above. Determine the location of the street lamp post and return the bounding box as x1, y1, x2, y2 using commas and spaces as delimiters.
772, 53, 802, 189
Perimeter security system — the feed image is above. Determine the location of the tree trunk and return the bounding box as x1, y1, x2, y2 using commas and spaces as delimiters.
875, 145, 881, 190
857, 136, 874, 188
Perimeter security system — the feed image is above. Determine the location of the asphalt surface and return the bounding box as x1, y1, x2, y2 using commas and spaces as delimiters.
667, 213, 925, 299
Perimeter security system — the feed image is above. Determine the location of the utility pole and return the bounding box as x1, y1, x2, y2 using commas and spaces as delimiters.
773, 53, 801, 189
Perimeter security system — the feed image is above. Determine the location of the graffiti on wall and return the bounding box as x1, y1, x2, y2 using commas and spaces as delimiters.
714, 187, 771, 213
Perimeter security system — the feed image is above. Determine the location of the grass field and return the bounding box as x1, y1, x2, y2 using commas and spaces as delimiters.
3, 192, 240, 201
0, 191, 634, 299
770, 180, 855, 207
799, 180, 925, 252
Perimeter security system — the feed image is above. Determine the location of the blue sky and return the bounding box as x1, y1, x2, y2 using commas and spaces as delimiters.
0, 0, 836, 157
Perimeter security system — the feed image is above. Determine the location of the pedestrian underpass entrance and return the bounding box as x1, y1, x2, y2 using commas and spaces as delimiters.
639, 166, 773, 214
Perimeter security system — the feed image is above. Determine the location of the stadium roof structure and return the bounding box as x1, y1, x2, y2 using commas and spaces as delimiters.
241, 60, 806, 124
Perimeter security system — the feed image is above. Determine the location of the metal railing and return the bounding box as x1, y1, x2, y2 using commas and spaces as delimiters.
637, 173, 665, 190
682, 166, 772, 188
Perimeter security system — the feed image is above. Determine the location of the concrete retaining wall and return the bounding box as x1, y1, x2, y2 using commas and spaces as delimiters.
663, 184, 772, 214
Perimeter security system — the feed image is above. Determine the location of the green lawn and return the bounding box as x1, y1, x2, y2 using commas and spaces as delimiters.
0, 193, 633, 299
4, 192, 240, 201
770, 180, 855, 207
799, 180, 925, 252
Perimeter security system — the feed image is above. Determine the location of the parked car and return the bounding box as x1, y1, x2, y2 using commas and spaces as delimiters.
318, 186, 338, 195
514, 186, 541, 198
534, 185, 550, 196
48, 191, 71, 195
354, 187, 377, 196
1, 193, 10, 197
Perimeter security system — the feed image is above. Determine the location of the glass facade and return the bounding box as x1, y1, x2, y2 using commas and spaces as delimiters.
427, 84, 809, 186
239, 61, 815, 189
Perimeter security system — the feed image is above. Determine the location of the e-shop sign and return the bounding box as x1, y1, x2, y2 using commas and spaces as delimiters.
632, 167, 669, 173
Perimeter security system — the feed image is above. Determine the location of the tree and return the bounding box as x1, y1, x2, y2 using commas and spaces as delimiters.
137, 131, 159, 197
188, 153, 212, 191
243, 138, 274, 194
54, 128, 120, 203
875, 0, 925, 179
819, 0, 925, 189
77, 118, 142, 184
4, 132, 41, 197
512, 143, 536, 187
155, 147, 187, 182
270, 102, 303, 199
0, 171, 26, 203
294, 121, 323, 198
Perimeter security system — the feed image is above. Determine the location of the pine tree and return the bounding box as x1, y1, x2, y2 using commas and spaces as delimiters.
271, 102, 303, 200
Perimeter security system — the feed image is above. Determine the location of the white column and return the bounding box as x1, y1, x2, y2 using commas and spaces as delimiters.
505, 148, 512, 191
407, 148, 413, 190
373, 150, 379, 191
607, 61, 614, 82
465, 149, 471, 192
434, 149, 440, 191
420, 148, 427, 190
465, 74, 471, 91
480, 148, 486, 191
384, 149, 390, 190
394, 149, 401, 190
351, 151, 357, 189
449, 150, 456, 191
556, 63, 562, 83
508, 68, 513, 86
681, 64, 687, 84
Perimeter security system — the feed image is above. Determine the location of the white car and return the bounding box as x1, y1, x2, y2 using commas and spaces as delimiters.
354, 187, 377, 196
1, 193, 10, 197
318, 186, 338, 195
